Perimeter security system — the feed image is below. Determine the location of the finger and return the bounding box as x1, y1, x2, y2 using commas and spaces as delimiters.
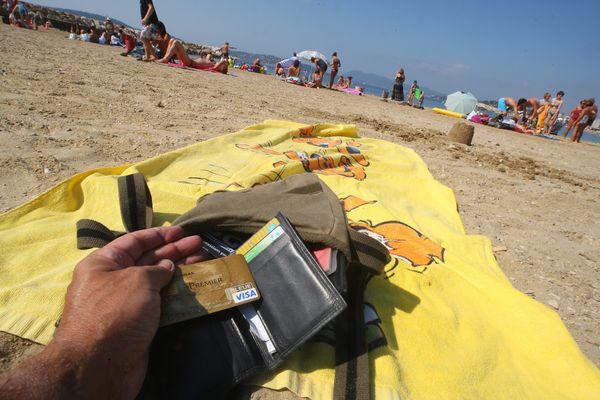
140, 259, 176, 291
175, 249, 210, 266
97, 226, 185, 267
136, 235, 203, 266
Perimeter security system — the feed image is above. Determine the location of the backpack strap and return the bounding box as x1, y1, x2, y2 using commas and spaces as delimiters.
347, 228, 389, 275
76, 219, 121, 249
76, 173, 152, 249
118, 172, 153, 233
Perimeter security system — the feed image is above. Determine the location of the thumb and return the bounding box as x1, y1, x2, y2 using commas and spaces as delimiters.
143, 259, 175, 291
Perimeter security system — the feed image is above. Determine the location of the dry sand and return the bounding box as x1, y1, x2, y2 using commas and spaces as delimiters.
1, 25, 599, 378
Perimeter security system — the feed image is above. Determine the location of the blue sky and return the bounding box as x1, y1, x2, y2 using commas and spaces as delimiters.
33, 0, 599, 110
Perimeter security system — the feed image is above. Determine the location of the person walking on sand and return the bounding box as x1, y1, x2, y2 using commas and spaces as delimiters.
572, 99, 597, 143
156, 39, 228, 73
140, 0, 161, 61
329, 52, 341, 89
392, 68, 405, 102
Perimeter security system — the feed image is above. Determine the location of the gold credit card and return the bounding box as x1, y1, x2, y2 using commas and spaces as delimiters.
160, 254, 261, 327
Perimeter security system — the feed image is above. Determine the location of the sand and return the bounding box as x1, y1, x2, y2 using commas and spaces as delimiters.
1, 24, 599, 379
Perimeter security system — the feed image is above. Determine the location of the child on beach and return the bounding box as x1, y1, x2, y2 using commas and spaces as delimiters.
407, 81, 417, 105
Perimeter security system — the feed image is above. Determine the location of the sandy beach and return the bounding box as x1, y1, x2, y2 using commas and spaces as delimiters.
1, 23, 599, 377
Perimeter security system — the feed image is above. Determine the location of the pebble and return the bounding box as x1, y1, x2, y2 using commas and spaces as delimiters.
43, 168, 50, 174
548, 299, 559, 310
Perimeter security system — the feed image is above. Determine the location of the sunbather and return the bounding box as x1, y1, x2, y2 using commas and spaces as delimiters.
562, 100, 584, 139
572, 99, 597, 143
287, 60, 301, 77
156, 39, 228, 73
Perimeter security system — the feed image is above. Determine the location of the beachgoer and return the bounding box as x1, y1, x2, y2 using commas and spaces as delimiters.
88, 27, 100, 44
411, 85, 425, 108
140, 0, 160, 60
337, 75, 345, 88
275, 62, 285, 77
562, 100, 585, 139
105, 17, 115, 34
345, 76, 352, 89
407, 80, 417, 105
120, 30, 137, 56
329, 52, 341, 89
250, 58, 262, 73
156, 39, 228, 73
9, 1, 28, 28
99, 31, 108, 45
392, 68, 405, 102
497, 97, 525, 121
220, 42, 234, 61
542, 91, 565, 134
572, 99, 597, 143
310, 57, 327, 87
287, 60, 301, 77
0, 226, 205, 399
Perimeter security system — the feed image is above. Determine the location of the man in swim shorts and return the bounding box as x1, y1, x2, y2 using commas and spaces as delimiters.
497, 97, 525, 121
140, 0, 160, 60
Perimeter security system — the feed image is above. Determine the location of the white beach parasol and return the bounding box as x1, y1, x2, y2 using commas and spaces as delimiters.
296, 50, 328, 64
445, 91, 478, 115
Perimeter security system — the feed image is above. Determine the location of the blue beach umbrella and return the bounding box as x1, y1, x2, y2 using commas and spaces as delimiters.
445, 91, 478, 115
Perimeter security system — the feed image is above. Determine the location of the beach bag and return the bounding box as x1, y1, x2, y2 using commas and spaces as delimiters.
76, 173, 390, 399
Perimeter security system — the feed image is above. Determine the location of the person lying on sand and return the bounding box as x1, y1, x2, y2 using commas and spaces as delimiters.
287, 60, 301, 77
156, 39, 228, 73
572, 99, 597, 143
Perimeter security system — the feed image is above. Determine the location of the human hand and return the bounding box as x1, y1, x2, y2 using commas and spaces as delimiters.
52, 226, 205, 398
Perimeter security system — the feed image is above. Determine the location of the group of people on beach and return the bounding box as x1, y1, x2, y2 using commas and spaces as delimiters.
4, 0, 50, 30
496, 92, 596, 142
273, 52, 349, 90
391, 68, 425, 108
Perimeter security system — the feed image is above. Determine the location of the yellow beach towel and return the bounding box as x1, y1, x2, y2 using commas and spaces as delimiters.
1, 120, 599, 399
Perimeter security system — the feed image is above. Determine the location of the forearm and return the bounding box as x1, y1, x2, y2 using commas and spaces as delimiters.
0, 339, 124, 399
143, 5, 154, 23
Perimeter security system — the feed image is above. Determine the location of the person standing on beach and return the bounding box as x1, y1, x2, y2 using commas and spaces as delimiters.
542, 91, 565, 134
140, 0, 160, 60
392, 68, 405, 101
562, 100, 584, 139
572, 99, 597, 143
329, 52, 341, 89
311, 57, 327, 87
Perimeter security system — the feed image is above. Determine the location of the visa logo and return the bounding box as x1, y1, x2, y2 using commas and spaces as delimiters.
233, 289, 258, 304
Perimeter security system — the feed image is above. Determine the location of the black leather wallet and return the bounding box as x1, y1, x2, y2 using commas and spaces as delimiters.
139, 214, 347, 399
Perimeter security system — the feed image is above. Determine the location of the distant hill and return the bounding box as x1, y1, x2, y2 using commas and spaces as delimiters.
49, 6, 133, 29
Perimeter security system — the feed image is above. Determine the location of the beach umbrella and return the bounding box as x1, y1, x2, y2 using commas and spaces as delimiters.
445, 91, 478, 115
296, 50, 328, 64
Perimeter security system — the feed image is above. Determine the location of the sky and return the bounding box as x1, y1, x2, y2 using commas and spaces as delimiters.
33, 0, 600, 110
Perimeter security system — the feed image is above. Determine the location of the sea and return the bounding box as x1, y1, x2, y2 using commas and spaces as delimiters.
247, 59, 600, 145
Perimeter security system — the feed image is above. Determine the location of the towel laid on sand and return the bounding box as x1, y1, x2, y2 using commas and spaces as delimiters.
1, 120, 599, 399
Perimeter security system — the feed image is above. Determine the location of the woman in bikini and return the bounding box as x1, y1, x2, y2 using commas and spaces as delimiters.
156, 39, 228, 73
542, 91, 565, 134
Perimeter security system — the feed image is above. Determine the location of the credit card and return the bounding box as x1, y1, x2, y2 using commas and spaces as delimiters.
160, 254, 261, 327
